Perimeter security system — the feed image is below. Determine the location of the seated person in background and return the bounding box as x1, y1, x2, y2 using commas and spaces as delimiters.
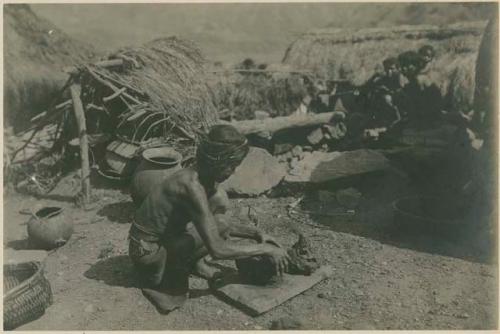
417, 45, 436, 75
309, 79, 332, 114
398, 50, 443, 128
129, 124, 290, 314
364, 57, 406, 130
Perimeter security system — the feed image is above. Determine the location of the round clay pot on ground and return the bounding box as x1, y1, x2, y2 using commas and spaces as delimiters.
27, 207, 73, 250
130, 147, 182, 207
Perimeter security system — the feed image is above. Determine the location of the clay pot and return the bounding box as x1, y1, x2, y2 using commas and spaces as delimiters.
27, 207, 73, 250
130, 147, 182, 207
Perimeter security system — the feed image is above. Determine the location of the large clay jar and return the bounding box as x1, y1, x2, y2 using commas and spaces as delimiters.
27, 207, 74, 250
130, 147, 182, 207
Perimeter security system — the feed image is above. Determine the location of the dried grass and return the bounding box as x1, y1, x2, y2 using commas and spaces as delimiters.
208, 64, 309, 120
283, 21, 487, 111
91, 37, 218, 141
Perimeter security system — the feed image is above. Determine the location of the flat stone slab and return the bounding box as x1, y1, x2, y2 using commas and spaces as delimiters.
285, 149, 390, 183
221, 147, 286, 196
214, 265, 333, 316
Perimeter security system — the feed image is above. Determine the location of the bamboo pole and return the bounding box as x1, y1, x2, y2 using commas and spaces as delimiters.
70, 83, 91, 204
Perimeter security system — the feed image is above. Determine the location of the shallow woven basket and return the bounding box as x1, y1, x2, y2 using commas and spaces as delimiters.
3, 261, 53, 330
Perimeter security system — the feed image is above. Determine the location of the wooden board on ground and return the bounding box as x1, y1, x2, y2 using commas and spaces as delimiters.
214, 265, 333, 316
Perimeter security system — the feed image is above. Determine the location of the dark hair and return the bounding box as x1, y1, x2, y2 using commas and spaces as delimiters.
241, 58, 256, 69
418, 45, 435, 58
196, 124, 249, 170
382, 57, 398, 69
398, 51, 421, 67
206, 124, 247, 145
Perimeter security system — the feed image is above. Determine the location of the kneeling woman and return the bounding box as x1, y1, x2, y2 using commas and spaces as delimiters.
128, 124, 290, 313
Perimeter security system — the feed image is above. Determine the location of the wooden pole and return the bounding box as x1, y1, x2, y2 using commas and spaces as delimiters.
210, 69, 313, 75
228, 112, 338, 135
70, 83, 91, 204
63, 59, 124, 75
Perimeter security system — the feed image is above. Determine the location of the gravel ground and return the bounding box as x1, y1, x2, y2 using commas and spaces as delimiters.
3, 169, 497, 330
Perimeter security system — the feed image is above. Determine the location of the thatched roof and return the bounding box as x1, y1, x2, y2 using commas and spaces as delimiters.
282, 21, 487, 112
91, 36, 218, 140
283, 21, 485, 81
4, 4, 96, 131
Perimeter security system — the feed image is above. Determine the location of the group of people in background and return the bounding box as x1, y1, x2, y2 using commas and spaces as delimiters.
302, 44, 444, 141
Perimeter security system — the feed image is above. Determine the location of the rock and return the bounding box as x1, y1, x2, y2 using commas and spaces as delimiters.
323, 123, 347, 140
307, 127, 324, 145
285, 149, 390, 184
276, 154, 286, 163
270, 316, 303, 330
303, 146, 313, 152
336, 187, 362, 209
273, 143, 294, 155
291, 145, 303, 157
317, 292, 332, 299
290, 157, 300, 169
221, 147, 286, 196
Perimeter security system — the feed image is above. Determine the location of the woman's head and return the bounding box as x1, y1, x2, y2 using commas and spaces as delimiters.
418, 45, 435, 65
196, 124, 249, 183
382, 57, 399, 77
398, 51, 421, 78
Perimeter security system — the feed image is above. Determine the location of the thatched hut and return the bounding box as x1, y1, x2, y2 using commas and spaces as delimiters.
282, 21, 487, 112
4, 4, 96, 132
12, 35, 219, 199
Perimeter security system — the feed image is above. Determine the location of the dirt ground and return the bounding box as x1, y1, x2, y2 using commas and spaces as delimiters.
3, 168, 498, 330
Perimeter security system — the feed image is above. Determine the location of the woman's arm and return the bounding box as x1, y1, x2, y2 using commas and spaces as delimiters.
184, 178, 288, 270
226, 223, 261, 240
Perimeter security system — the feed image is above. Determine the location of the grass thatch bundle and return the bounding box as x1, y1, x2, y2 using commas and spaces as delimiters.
4, 4, 96, 132
93, 36, 218, 141
283, 21, 487, 112
208, 64, 310, 120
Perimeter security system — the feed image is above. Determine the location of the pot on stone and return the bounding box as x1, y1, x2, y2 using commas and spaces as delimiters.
130, 147, 183, 207
27, 207, 73, 250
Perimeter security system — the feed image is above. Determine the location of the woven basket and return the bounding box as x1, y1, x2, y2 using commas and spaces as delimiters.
3, 261, 53, 330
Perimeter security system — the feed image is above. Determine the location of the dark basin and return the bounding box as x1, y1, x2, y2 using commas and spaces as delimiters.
392, 195, 466, 236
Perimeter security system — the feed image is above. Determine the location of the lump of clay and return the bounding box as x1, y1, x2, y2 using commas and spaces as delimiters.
235, 234, 319, 286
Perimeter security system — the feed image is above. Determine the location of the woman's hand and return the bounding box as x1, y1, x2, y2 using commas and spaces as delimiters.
267, 246, 291, 276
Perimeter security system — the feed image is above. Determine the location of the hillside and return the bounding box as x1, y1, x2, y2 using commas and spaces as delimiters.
32, 3, 496, 64
4, 4, 96, 131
